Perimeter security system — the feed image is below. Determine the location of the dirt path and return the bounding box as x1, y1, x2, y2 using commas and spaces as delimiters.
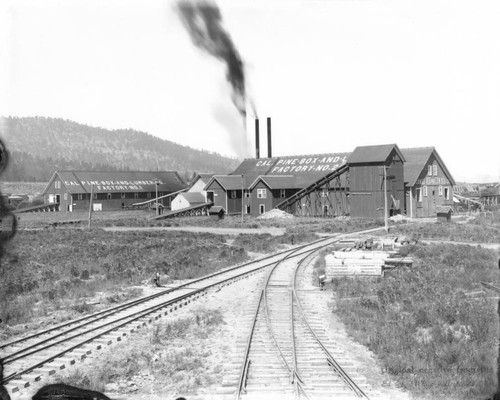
102, 226, 286, 236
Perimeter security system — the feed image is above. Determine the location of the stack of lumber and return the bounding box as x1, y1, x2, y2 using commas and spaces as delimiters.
325, 251, 390, 277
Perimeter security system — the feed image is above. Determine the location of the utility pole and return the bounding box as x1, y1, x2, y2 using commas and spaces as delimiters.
241, 175, 244, 223
155, 182, 159, 217
88, 184, 94, 230
384, 165, 388, 233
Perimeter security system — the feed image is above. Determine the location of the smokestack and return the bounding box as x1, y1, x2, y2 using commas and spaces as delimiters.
267, 117, 272, 158
255, 119, 260, 159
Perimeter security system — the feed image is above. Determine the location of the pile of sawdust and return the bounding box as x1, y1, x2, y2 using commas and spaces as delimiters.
257, 208, 294, 220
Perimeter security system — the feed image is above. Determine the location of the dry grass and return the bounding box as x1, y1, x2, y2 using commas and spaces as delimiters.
328, 241, 499, 399
57, 308, 225, 396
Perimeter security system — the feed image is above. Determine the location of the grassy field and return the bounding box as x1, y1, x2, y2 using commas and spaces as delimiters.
387, 213, 500, 243
327, 239, 500, 399
0, 226, 313, 337
57, 307, 225, 396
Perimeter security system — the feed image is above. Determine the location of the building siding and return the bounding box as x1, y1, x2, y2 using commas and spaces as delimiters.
406, 153, 453, 218
349, 149, 405, 219
250, 182, 273, 216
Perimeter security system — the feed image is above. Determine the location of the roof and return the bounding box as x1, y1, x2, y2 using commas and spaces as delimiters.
347, 144, 405, 164
178, 192, 206, 204
191, 173, 215, 185
204, 175, 247, 191
209, 206, 226, 215
401, 147, 455, 187
231, 152, 350, 189
43, 170, 187, 195
249, 175, 296, 190
436, 205, 454, 214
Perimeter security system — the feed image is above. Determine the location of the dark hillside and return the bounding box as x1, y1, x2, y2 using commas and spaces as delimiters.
0, 116, 240, 182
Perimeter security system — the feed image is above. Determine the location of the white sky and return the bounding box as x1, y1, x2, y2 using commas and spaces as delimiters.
1, 0, 499, 182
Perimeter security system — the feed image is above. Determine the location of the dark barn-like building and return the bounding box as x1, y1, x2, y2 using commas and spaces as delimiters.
347, 144, 406, 219
43, 170, 187, 212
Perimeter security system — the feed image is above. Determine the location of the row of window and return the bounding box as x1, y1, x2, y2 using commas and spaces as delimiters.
229, 189, 287, 199
428, 164, 438, 176
69, 192, 163, 200
416, 186, 450, 202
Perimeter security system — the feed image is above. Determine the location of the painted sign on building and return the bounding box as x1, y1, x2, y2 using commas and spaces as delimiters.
255, 154, 348, 175
63, 180, 164, 192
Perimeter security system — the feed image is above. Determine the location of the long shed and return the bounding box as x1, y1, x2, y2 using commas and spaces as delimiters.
43, 170, 187, 212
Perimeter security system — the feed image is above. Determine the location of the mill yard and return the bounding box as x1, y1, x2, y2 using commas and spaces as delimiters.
1, 209, 499, 400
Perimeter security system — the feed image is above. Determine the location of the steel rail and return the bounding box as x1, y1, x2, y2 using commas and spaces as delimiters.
234, 244, 322, 400
2, 238, 336, 387
292, 251, 369, 399
0, 237, 331, 352
263, 248, 306, 386
234, 290, 263, 400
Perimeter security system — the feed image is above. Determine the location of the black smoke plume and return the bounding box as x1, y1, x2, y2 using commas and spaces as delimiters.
176, 1, 246, 117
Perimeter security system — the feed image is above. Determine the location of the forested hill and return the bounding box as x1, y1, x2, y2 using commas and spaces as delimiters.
0, 116, 240, 182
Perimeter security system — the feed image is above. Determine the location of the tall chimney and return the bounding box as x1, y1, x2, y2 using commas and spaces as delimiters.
255, 119, 260, 159
267, 117, 272, 158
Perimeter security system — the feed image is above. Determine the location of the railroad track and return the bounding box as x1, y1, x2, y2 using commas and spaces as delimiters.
0, 236, 339, 398
224, 240, 370, 400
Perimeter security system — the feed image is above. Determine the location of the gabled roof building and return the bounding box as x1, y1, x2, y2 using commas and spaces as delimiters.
43, 170, 187, 212
202, 145, 455, 219
347, 144, 405, 219
401, 147, 455, 218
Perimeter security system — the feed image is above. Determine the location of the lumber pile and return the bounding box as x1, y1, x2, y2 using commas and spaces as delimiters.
325, 250, 413, 278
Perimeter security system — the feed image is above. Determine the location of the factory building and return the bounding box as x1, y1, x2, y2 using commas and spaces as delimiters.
204, 140, 455, 219
205, 152, 350, 216
347, 144, 405, 219
43, 170, 187, 212
401, 147, 455, 218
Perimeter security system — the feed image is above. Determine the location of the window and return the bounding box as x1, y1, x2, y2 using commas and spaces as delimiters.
107, 193, 112, 199
78, 194, 83, 200
63, 193, 67, 200
433, 165, 438, 176
428, 165, 432, 176
55, 181, 61, 189
93, 193, 97, 200
444, 187, 450, 200
257, 189, 267, 199
134, 193, 139, 199
244, 190, 250, 198
121, 193, 126, 199
230, 190, 237, 199
423, 186, 428, 197
259, 204, 265, 214
280, 189, 286, 198
147, 192, 151, 198
439, 186, 443, 196
416, 188, 422, 202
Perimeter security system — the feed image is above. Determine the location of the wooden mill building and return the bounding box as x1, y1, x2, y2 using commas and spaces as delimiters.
347, 144, 405, 219
203, 144, 455, 219
204, 151, 350, 217
43, 170, 187, 212
401, 147, 455, 218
